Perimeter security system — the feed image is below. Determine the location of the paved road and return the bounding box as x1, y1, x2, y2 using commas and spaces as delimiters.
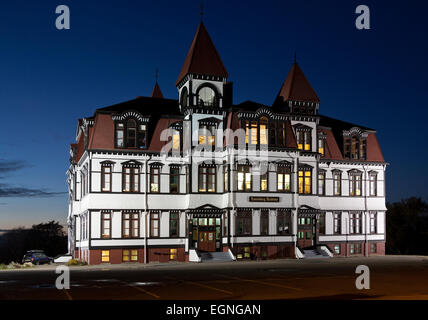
1, 256, 428, 300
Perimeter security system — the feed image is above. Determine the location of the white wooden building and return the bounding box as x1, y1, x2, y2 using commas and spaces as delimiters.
67, 22, 387, 264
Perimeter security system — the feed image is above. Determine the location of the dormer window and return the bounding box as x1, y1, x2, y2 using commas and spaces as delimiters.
259, 117, 268, 145
172, 129, 180, 151
269, 121, 286, 147
198, 86, 217, 107
138, 124, 147, 149
294, 124, 312, 151
116, 123, 124, 147
343, 128, 368, 160
126, 119, 137, 148
297, 131, 311, 151
115, 117, 148, 149
318, 132, 327, 156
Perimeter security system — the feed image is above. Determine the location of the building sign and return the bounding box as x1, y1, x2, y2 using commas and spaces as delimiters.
249, 196, 280, 202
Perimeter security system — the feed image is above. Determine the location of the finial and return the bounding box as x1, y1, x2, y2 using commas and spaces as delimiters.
294, 51, 297, 64
155, 68, 159, 83
200, 1, 204, 22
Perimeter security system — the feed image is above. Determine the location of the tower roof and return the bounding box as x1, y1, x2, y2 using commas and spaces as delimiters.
275, 62, 320, 104
151, 82, 164, 99
176, 22, 228, 86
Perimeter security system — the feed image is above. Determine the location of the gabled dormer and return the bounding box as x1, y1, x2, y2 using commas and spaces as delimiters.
176, 22, 231, 112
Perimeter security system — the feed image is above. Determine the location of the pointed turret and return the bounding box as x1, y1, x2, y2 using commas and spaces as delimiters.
176, 22, 228, 86
275, 62, 320, 104
151, 82, 164, 99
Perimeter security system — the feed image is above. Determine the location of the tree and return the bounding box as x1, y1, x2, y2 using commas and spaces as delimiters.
0, 221, 67, 264
386, 197, 428, 255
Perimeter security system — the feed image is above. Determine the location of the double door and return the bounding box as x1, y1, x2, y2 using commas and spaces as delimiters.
198, 230, 216, 252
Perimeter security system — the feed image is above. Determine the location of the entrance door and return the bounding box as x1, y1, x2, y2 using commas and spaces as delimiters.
198, 231, 216, 252
298, 217, 314, 248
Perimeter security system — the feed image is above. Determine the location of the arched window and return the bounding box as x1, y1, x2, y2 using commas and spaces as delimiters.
127, 119, 137, 148
198, 86, 216, 107
181, 87, 188, 108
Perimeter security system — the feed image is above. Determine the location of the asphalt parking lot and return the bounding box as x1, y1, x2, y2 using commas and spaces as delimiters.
1, 255, 428, 300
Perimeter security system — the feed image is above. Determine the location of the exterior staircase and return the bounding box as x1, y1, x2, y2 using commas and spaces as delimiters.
200, 251, 235, 263
301, 246, 333, 259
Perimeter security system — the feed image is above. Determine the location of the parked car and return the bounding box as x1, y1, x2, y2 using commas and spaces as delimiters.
22, 250, 53, 265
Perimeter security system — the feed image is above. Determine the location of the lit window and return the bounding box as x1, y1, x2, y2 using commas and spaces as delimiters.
199, 124, 215, 146
122, 250, 130, 262
101, 212, 111, 239
170, 248, 178, 261
334, 245, 340, 255
298, 168, 312, 194
198, 86, 216, 107
101, 250, 110, 263
237, 165, 252, 191
344, 136, 366, 160
243, 121, 258, 145
172, 130, 180, 151
150, 167, 160, 192
349, 171, 362, 196
318, 138, 325, 156
296, 129, 312, 151
260, 172, 268, 191
259, 117, 268, 145
277, 167, 291, 192
122, 167, 139, 192
101, 165, 112, 192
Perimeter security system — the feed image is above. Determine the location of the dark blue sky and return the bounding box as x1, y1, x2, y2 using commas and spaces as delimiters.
0, 0, 427, 228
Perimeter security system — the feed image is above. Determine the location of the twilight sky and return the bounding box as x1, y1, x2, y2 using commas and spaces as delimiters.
0, 0, 427, 229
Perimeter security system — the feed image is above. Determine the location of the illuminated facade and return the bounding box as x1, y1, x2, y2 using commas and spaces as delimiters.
67, 22, 387, 264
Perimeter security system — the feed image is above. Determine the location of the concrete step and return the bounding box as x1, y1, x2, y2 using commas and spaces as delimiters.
302, 249, 330, 259
200, 252, 234, 263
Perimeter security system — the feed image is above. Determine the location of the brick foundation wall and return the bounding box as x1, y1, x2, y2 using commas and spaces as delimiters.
231, 243, 295, 260
324, 241, 386, 257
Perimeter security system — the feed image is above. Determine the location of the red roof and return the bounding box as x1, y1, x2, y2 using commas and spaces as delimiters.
151, 82, 164, 99
88, 113, 115, 150
319, 128, 343, 160
366, 133, 385, 162
149, 117, 183, 152
176, 22, 228, 86
276, 62, 320, 103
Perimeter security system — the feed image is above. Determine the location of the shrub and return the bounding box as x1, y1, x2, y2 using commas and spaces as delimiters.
66, 259, 87, 266
0, 264, 6, 270
66, 259, 79, 266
